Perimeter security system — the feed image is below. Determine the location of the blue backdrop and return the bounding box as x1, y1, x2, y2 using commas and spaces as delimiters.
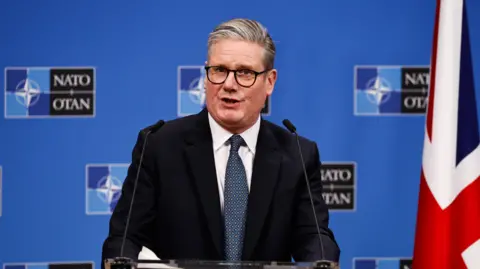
1, 0, 480, 269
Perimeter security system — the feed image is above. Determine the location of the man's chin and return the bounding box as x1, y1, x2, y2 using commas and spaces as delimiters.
216, 110, 244, 124
219, 115, 243, 125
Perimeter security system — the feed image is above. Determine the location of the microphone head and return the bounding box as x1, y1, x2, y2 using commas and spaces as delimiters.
150, 119, 165, 133
282, 119, 296, 133
142, 119, 165, 135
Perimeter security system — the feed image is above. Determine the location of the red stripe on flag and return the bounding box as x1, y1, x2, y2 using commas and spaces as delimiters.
413, 170, 480, 269
426, 0, 441, 141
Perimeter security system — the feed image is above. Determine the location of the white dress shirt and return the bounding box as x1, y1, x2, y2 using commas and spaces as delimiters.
208, 112, 261, 213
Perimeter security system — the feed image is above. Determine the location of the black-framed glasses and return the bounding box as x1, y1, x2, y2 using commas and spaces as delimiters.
204, 65, 270, 88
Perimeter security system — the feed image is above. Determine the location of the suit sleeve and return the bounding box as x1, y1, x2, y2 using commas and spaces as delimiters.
101, 129, 158, 266
290, 141, 340, 262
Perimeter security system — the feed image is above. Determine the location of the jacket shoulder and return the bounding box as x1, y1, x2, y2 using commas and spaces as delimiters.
154, 113, 198, 137
263, 119, 318, 149
133, 113, 200, 148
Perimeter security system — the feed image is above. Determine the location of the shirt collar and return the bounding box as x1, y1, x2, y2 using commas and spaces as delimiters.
208, 112, 260, 154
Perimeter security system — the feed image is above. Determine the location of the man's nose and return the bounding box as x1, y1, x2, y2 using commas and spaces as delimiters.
223, 71, 238, 91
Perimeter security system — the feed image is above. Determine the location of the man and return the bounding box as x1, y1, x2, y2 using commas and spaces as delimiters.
102, 18, 340, 265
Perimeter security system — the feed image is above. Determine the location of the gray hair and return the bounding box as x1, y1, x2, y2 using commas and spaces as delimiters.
207, 18, 276, 70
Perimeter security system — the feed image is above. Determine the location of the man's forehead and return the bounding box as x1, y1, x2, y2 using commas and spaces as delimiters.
208, 43, 264, 69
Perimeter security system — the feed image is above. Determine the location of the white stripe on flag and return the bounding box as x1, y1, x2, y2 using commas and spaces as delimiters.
462, 239, 480, 268
424, 132, 480, 209
423, 0, 464, 209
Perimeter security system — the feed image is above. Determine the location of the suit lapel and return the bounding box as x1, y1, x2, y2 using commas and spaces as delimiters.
184, 109, 223, 258
243, 120, 282, 260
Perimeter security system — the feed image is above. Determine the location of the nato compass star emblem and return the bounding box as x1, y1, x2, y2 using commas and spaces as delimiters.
96, 175, 122, 204
15, 78, 41, 108
365, 76, 392, 105
187, 69, 207, 105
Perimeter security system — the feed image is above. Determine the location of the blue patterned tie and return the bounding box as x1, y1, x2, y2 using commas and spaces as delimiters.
223, 134, 249, 261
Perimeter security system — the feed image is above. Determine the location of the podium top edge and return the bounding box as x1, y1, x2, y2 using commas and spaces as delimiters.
105, 258, 338, 269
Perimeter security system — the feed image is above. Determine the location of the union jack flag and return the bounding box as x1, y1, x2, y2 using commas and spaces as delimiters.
412, 0, 480, 268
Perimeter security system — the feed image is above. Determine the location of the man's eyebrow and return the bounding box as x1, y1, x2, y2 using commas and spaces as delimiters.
235, 64, 254, 70
209, 63, 256, 70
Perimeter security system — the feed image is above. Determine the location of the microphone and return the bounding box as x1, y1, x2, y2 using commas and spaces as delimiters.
282, 119, 333, 269
110, 119, 165, 269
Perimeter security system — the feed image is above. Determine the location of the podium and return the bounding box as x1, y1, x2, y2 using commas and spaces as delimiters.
105, 258, 339, 269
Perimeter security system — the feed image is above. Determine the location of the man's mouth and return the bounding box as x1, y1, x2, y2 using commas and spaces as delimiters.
221, 97, 240, 104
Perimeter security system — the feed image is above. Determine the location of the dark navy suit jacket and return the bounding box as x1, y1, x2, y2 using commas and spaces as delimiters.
102, 108, 340, 265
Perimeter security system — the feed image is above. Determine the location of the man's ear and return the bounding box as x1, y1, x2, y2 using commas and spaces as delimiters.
266, 69, 277, 95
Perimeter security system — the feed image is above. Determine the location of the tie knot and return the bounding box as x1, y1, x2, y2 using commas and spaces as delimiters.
229, 134, 244, 152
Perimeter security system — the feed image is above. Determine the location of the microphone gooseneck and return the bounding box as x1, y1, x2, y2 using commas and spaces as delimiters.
282, 119, 326, 263
119, 119, 165, 258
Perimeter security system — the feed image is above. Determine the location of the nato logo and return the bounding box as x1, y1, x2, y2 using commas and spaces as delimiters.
353, 257, 412, 269
4, 67, 95, 119
321, 162, 356, 212
86, 163, 128, 215
177, 65, 270, 117
3, 262, 94, 269
354, 66, 429, 116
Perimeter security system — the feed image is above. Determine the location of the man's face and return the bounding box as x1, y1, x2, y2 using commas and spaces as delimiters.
204, 39, 277, 132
